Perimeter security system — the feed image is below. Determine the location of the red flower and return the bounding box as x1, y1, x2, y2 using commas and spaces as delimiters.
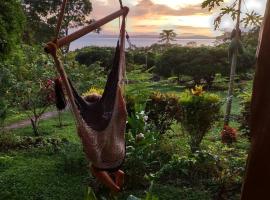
221, 125, 237, 144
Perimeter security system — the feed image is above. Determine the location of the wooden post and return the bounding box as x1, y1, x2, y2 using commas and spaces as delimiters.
45, 6, 129, 50
241, 1, 270, 199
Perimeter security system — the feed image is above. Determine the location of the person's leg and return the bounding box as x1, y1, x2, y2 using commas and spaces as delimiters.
90, 166, 120, 193
113, 170, 125, 189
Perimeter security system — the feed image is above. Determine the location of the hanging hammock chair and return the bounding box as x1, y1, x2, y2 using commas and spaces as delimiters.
44, 2, 129, 171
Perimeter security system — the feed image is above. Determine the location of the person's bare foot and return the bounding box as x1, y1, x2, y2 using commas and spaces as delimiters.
90, 166, 121, 193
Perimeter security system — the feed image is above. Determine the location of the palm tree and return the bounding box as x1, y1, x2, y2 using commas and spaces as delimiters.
159, 30, 177, 45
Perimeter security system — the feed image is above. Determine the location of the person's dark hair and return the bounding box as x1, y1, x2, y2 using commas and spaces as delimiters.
84, 93, 102, 103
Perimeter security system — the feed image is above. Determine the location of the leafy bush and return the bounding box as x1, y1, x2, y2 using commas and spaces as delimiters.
239, 92, 252, 138
0, 133, 66, 152
145, 92, 181, 134
180, 88, 221, 152
127, 104, 150, 137
155, 46, 255, 88
125, 131, 163, 189
156, 151, 221, 186
75, 46, 114, 71
0, 99, 7, 129
0, 1, 25, 59
125, 94, 136, 116
0, 133, 19, 151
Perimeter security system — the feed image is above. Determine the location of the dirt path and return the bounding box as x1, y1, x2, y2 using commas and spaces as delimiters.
4, 111, 59, 131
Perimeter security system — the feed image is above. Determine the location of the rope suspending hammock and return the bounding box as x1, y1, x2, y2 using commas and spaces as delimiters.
44, 0, 129, 192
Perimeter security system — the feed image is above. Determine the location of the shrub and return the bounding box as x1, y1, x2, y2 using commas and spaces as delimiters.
145, 92, 181, 134
0, 99, 7, 129
125, 94, 136, 116
239, 92, 252, 138
125, 131, 163, 189
156, 151, 221, 186
127, 104, 150, 137
155, 46, 255, 88
75, 47, 114, 71
0, 134, 66, 152
0, 133, 19, 151
180, 87, 221, 152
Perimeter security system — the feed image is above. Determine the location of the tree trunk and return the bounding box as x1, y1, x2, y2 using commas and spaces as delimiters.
64, 28, 70, 53
241, 1, 270, 198
30, 118, 39, 136
224, 0, 242, 126
224, 53, 238, 125
58, 110, 63, 128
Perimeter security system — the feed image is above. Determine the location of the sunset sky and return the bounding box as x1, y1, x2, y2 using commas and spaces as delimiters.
88, 0, 267, 37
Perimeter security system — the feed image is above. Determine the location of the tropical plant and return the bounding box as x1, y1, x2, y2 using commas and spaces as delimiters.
202, 0, 262, 126
239, 91, 252, 138
75, 46, 115, 71
180, 87, 221, 152
12, 46, 55, 136
0, 99, 7, 130
145, 92, 181, 134
22, 0, 92, 48
0, 1, 25, 59
159, 30, 177, 45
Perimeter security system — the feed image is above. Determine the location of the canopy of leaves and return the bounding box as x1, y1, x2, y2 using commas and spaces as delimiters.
202, 0, 263, 30
22, 0, 92, 43
0, 0, 25, 58
155, 46, 255, 86
159, 30, 177, 44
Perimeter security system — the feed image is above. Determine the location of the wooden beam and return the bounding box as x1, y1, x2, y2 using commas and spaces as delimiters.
45, 6, 129, 52
241, 1, 270, 199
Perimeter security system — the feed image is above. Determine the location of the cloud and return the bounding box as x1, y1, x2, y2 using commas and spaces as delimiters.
130, 0, 209, 17
132, 24, 213, 36
90, 0, 209, 19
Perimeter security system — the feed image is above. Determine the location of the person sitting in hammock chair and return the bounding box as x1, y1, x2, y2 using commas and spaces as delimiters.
54, 42, 127, 193
84, 92, 125, 193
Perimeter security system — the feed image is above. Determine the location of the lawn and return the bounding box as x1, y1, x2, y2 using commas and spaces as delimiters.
0, 70, 249, 200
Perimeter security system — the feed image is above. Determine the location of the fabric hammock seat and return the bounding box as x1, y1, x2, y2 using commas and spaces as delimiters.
68, 42, 127, 171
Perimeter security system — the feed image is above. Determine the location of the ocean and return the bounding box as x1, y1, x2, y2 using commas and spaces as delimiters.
69, 35, 216, 50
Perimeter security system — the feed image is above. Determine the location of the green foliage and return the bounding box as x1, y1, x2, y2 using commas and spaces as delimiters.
239, 92, 252, 138
84, 187, 97, 200
59, 143, 88, 174
64, 53, 107, 92
10, 46, 55, 135
0, 133, 66, 152
156, 151, 221, 186
75, 46, 115, 70
202, 0, 262, 30
202, 0, 225, 11
159, 30, 177, 45
128, 49, 157, 69
0, 99, 7, 128
180, 90, 221, 152
145, 92, 181, 134
155, 46, 229, 87
0, 0, 25, 58
241, 11, 263, 28
127, 104, 150, 137
125, 130, 163, 189
156, 45, 255, 88
22, 0, 92, 44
